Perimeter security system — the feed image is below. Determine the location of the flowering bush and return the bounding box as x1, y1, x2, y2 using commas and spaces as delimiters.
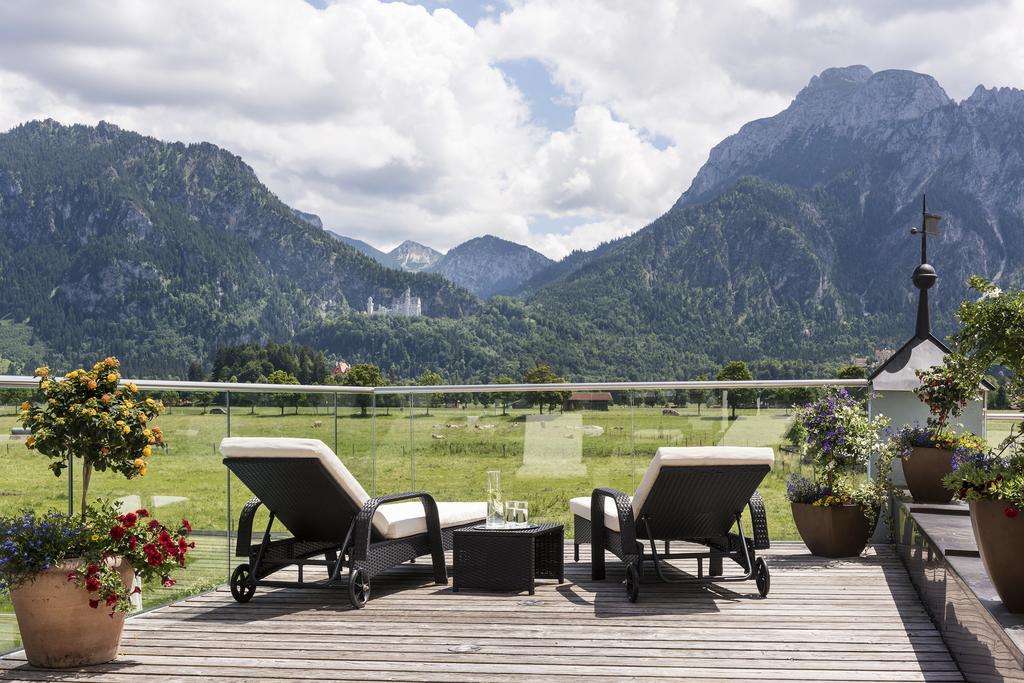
795, 388, 891, 488
0, 511, 89, 595
788, 389, 895, 525
20, 357, 165, 517
938, 277, 1024, 515
943, 424, 1024, 516
913, 352, 983, 443
0, 502, 193, 614
892, 424, 988, 459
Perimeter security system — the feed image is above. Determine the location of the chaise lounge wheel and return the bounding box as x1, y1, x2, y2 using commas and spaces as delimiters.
754, 557, 770, 597
625, 562, 640, 603
349, 568, 370, 609
230, 564, 256, 603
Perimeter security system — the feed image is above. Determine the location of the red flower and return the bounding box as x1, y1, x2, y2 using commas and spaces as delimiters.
147, 553, 162, 568
132, 586, 142, 595
88, 599, 100, 609
162, 577, 176, 588
1006, 506, 1019, 519
180, 519, 192, 533
110, 525, 126, 541
121, 512, 138, 528
105, 594, 120, 607
148, 519, 162, 531
85, 577, 101, 592
128, 535, 138, 550
135, 508, 149, 518
86, 564, 99, 575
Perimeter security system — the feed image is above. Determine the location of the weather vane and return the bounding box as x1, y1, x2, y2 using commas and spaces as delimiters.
910, 195, 941, 339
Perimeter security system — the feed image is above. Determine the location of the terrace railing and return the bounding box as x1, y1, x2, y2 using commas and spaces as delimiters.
2, 373, 1003, 653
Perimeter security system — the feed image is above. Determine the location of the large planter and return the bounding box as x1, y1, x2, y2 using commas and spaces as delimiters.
791, 502, 872, 558
970, 500, 1024, 613
902, 447, 955, 504
10, 557, 135, 668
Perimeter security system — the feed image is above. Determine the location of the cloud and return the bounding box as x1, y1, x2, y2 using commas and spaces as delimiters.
1, 0, 1023, 259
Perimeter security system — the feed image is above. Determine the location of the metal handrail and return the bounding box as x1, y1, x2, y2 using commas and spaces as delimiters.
989, 412, 1024, 421
0, 374, 868, 395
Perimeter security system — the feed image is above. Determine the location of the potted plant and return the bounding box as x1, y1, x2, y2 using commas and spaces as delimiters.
940, 277, 1024, 612
786, 388, 894, 558
897, 354, 984, 503
943, 430, 1024, 611
1, 357, 193, 668
0, 504, 194, 667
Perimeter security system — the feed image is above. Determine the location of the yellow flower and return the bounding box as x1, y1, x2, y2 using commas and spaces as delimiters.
107, 373, 117, 383
134, 458, 145, 468
145, 398, 155, 406
25, 435, 35, 447
128, 383, 138, 393
19, 401, 30, 411
143, 429, 152, 436
35, 367, 49, 378
91, 534, 100, 541
93, 362, 102, 371
122, 425, 131, 434
142, 445, 152, 457
40, 381, 50, 390
139, 413, 147, 423
148, 436, 156, 444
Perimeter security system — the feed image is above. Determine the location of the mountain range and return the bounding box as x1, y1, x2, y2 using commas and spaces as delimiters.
2, 65, 1022, 381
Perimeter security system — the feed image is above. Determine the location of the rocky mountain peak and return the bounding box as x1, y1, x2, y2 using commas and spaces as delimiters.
679, 66, 954, 205
388, 240, 443, 272
427, 234, 553, 299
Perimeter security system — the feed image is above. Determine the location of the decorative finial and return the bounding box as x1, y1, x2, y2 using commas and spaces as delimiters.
910, 195, 941, 339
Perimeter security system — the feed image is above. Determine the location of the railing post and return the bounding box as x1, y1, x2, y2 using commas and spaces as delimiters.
333, 393, 339, 455
67, 451, 73, 517
370, 391, 377, 497
225, 390, 231, 582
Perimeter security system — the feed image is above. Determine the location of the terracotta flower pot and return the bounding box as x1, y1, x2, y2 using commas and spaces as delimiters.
791, 502, 872, 558
902, 447, 955, 504
970, 500, 1024, 613
10, 557, 135, 668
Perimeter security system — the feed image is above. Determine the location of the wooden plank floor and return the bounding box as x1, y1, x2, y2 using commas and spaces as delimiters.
1, 543, 962, 682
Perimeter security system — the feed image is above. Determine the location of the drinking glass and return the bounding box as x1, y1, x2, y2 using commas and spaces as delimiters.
486, 470, 504, 528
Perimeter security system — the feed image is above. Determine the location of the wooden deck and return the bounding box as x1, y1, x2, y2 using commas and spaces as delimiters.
1, 543, 962, 682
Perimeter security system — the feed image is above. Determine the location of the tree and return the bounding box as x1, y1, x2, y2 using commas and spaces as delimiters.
494, 375, 517, 416
187, 361, 206, 382
266, 369, 300, 415
688, 374, 710, 416
418, 370, 443, 416
341, 363, 387, 416
716, 361, 754, 419
522, 364, 569, 414
837, 365, 867, 379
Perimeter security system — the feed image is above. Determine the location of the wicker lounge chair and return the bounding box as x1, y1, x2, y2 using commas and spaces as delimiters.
221, 437, 485, 608
570, 446, 773, 602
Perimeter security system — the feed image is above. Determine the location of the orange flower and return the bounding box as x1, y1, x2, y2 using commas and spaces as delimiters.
87, 380, 97, 390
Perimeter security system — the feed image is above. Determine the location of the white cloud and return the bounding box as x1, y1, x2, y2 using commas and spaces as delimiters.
1, 0, 1023, 259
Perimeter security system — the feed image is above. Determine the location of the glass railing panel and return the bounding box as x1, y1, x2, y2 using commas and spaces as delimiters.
369, 392, 414, 497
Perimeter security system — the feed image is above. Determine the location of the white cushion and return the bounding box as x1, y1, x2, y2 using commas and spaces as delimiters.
375, 501, 487, 539
570, 447, 774, 527
569, 495, 628, 532
220, 437, 484, 539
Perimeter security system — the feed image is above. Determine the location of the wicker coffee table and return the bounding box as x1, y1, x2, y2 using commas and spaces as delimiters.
452, 523, 564, 595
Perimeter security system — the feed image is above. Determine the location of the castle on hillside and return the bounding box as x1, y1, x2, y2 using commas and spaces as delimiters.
366, 288, 422, 317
